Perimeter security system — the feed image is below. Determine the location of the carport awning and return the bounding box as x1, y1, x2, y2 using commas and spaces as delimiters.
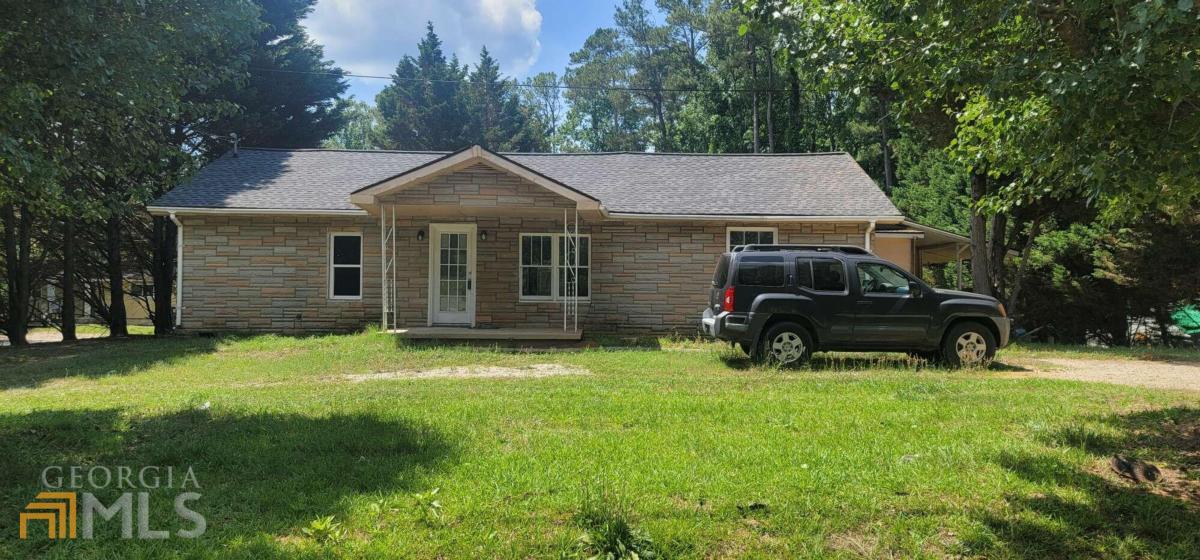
897, 221, 972, 265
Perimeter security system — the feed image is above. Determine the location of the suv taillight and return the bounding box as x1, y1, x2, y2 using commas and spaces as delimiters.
722, 286, 735, 312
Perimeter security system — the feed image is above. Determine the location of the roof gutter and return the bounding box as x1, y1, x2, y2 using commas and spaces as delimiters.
601, 211, 905, 224
146, 206, 369, 217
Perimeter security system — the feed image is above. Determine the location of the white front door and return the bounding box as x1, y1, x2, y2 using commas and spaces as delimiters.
429, 224, 476, 325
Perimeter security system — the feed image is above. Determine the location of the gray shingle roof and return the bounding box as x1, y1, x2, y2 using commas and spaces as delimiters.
151, 148, 901, 217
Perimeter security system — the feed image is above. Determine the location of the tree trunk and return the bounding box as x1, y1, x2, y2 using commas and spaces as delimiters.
2, 203, 32, 346
969, 172, 992, 296
989, 212, 1008, 298
879, 96, 895, 193
61, 200, 77, 341
749, 35, 759, 153
788, 68, 802, 152
106, 213, 128, 337
766, 40, 775, 153
1006, 216, 1043, 320
151, 215, 175, 336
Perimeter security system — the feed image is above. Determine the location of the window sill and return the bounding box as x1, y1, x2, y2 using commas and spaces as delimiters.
329, 296, 363, 301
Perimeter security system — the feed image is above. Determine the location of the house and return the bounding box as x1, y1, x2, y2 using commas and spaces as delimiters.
147, 145, 970, 338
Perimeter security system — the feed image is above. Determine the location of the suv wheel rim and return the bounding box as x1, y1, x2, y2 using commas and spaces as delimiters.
770, 332, 805, 364
955, 332, 987, 365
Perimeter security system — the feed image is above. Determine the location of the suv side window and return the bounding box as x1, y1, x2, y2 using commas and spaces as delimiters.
794, 258, 814, 289
811, 258, 846, 292
857, 262, 911, 295
736, 255, 785, 286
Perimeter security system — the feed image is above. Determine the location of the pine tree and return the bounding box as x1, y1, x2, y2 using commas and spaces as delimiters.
376, 23, 470, 150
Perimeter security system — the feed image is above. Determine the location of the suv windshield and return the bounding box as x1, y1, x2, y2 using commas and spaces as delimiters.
712, 254, 731, 287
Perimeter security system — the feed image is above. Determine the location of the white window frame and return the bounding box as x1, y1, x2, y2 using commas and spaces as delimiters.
726, 226, 778, 251
328, 232, 363, 300
518, 233, 591, 303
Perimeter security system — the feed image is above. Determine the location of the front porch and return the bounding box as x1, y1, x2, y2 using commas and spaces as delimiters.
388, 326, 583, 341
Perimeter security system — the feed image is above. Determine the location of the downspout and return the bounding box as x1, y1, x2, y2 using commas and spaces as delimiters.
168, 212, 183, 328
865, 219, 876, 252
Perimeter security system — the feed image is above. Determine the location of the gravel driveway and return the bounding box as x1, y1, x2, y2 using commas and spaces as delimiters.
1021, 358, 1200, 392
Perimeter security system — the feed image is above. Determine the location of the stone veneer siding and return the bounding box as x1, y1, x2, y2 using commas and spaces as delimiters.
179, 214, 865, 333
177, 164, 865, 333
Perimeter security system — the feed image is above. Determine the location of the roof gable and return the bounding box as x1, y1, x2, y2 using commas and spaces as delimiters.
349, 146, 600, 210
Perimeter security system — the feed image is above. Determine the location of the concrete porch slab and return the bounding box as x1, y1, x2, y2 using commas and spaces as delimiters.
388, 327, 583, 341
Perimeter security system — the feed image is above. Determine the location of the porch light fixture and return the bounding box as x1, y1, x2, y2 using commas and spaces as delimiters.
479, 230, 488, 241
417, 229, 425, 241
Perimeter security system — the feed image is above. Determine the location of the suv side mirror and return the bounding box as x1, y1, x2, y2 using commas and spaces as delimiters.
908, 282, 923, 298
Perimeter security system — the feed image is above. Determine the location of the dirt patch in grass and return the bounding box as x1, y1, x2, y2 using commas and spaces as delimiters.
1019, 358, 1200, 392
341, 363, 589, 382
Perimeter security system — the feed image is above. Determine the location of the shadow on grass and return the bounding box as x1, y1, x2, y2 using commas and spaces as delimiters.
967, 407, 1200, 557
0, 408, 456, 557
0, 335, 222, 390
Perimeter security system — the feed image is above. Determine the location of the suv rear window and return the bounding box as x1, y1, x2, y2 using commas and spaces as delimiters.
736, 255, 785, 286
811, 258, 846, 291
712, 255, 731, 287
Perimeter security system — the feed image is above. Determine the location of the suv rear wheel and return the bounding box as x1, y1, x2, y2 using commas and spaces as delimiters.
942, 322, 996, 368
755, 322, 813, 367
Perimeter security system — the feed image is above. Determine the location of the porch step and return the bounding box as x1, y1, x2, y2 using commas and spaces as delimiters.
388, 327, 583, 341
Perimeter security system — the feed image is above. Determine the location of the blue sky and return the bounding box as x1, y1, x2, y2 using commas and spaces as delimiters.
303, 0, 631, 104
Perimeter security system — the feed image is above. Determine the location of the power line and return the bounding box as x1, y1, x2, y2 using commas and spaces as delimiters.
248, 67, 793, 95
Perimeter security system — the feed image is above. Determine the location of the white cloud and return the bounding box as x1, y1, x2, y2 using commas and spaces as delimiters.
305, 0, 543, 80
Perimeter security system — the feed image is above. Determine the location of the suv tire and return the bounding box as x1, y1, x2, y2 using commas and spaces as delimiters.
755, 322, 814, 367
942, 321, 996, 368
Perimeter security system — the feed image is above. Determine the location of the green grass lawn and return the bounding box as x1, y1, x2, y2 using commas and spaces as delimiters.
0, 332, 1197, 559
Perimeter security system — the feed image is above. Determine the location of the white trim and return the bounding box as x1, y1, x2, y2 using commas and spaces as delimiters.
604, 212, 904, 223
148, 206, 368, 217
725, 226, 779, 251
168, 212, 184, 327
518, 233, 591, 303
328, 232, 364, 300
350, 145, 601, 210
427, 223, 477, 326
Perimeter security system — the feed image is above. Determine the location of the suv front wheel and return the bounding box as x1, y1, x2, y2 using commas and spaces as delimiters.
942, 322, 997, 368
754, 322, 814, 367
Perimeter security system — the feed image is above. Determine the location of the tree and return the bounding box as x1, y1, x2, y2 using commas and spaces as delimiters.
0, 0, 257, 344
562, 28, 646, 152
376, 23, 471, 150
323, 99, 383, 150
198, 0, 347, 151
522, 72, 566, 151
466, 48, 541, 151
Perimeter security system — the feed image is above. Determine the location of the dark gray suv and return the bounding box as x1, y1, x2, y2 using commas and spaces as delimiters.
700, 245, 1010, 367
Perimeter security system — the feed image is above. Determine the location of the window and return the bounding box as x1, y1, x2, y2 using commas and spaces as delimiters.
329, 233, 362, 299
811, 258, 846, 292
736, 255, 785, 286
795, 258, 814, 289
727, 227, 777, 251
712, 254, 732, 287
857, 262, 912, 295
519, 233, 590, 301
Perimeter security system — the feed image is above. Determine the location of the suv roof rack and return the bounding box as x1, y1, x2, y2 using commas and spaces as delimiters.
732, 244, 872, 255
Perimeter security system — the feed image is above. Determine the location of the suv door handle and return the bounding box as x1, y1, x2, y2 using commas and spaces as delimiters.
856, 300, 873, 306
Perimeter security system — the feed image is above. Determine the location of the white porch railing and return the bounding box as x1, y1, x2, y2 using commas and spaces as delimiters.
562, 208, 580, 333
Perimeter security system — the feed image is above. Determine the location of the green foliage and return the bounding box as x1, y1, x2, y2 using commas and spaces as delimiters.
300, 515, 346, 544
322, 99, 382, 150
376, 23, 542, 151
570, 487, 657, 560
198, 0, 348, 151
412, 487, 445, 527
